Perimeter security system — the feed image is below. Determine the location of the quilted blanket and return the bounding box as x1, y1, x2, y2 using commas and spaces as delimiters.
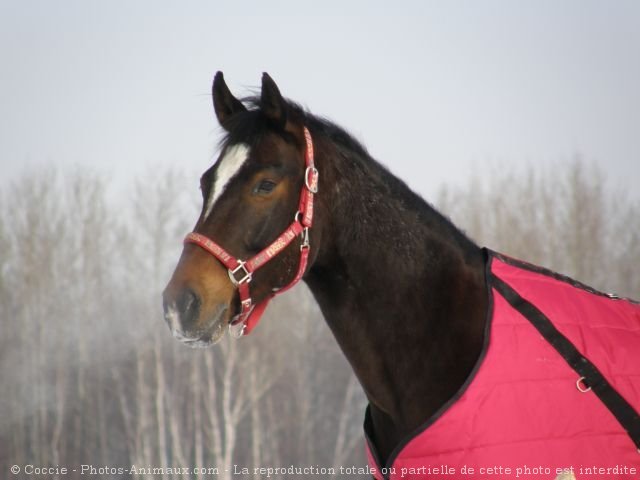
365, 250, 640, 480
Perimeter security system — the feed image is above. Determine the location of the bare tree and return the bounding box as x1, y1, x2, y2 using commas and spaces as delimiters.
4, 159, 634, 480
437, 158, 638, 295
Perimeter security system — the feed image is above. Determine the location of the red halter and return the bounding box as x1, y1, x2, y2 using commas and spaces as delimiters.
183, 127, 318, 337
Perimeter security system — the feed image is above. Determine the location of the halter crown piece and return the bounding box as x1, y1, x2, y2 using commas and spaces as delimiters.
183, 127, 318, 337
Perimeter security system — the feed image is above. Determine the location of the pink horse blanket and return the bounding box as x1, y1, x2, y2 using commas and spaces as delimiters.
366, 250, 640, 480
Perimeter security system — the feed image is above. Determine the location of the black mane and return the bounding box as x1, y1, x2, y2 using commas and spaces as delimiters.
220, 95, 479, 256
221, 96, 369, 157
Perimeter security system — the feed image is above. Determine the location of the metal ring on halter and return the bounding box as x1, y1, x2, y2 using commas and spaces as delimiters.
229, 319, 247, 338
228, 261, 252, 286
576, 376, 591, 393
305, 166, 319, 193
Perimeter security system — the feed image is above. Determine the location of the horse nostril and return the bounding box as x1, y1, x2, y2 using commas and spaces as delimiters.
177, 288, 200, 325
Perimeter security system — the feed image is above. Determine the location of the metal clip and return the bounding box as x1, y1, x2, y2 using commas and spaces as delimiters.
300, 227, 310, 251
228, 261, 252, 286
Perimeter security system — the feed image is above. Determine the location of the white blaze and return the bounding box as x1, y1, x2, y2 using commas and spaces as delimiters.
203, 143, 250, 220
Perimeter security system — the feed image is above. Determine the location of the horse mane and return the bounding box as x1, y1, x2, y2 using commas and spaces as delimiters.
219, 95, 479, 256
219, 96, 369, 157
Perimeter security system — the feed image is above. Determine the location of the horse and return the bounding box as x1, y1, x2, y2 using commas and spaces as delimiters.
163, 72, 640, 479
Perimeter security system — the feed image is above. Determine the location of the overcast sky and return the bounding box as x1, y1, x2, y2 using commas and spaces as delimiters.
1, 1, 638, 200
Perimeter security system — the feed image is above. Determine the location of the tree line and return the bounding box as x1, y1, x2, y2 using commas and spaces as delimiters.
1, 160, 637, 479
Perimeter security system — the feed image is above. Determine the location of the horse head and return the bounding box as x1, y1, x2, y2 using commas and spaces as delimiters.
162, 72, 319, 346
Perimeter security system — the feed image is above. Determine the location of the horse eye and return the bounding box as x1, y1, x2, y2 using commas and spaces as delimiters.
254, 179, 277, 195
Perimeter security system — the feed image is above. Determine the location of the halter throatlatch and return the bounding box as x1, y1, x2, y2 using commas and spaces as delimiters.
184, 127, 318, 337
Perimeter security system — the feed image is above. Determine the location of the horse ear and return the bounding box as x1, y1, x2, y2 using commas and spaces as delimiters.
260, 72, 287, 130
212, 71, 246, 129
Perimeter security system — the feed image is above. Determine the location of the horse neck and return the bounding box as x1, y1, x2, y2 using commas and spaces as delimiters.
304, 134, 488, 461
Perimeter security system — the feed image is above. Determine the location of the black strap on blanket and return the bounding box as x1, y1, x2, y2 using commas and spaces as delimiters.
491, 274, 640, 451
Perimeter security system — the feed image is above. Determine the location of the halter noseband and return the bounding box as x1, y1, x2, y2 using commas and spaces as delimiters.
183, 127, 318, 337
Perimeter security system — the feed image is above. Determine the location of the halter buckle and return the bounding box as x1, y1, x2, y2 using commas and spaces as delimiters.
228, 261, 252, 286
305, 166, 319, 193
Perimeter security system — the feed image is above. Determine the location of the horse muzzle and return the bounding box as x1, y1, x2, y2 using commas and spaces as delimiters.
162, 249, 236, 346
162, 287, 230, 347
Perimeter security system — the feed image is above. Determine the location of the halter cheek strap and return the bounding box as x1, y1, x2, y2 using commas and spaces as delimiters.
183, 127, 318, 337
